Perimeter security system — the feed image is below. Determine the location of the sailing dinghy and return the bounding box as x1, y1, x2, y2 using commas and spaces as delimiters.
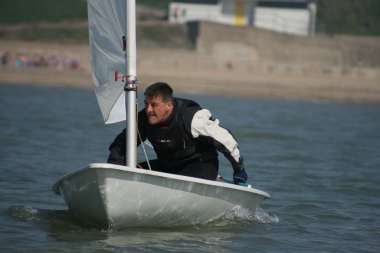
52, 0, 270, 229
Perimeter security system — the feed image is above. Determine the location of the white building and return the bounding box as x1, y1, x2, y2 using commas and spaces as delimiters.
169, 0, 317, 36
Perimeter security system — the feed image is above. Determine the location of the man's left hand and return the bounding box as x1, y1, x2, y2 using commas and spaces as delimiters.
233, 169, 248, 184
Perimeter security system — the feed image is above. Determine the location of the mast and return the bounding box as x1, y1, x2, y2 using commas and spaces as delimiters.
125, 0, 137, 168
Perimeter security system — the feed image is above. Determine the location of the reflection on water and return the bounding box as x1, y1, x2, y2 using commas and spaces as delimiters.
6, 205, 96, 230
6, 205, 278, 230
6, 204, 277, 252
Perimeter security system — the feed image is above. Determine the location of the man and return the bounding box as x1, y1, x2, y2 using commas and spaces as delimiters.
107, 82, 248, 184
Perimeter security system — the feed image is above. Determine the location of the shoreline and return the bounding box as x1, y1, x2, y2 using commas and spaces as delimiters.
1, 65, 380, 104
1, 41, 380, 104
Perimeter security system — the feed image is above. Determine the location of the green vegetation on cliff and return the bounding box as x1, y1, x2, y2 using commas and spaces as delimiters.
0, 0, 171, 24
0, 0, 88, 24
316, 0, 380, 35
0, 0, 379, 45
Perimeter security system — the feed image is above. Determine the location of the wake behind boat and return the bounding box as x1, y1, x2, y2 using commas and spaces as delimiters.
53, 163, 269, 228
52, 0, 270, 229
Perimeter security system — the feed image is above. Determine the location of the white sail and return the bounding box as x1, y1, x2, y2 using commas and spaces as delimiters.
88, 0, 136, 124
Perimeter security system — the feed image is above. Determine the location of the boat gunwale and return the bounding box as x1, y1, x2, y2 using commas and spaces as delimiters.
52, 163, 270, 199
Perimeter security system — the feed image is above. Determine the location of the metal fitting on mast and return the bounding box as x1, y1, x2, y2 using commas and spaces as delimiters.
124, 75, 137, 92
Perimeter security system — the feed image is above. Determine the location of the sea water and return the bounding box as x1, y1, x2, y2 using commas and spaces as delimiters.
0, 84, 379, 252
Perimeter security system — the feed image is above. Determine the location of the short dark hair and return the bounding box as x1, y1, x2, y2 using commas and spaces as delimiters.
144, 82, 173, 102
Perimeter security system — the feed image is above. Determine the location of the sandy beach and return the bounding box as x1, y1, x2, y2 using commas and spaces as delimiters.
1, 41, 380, 103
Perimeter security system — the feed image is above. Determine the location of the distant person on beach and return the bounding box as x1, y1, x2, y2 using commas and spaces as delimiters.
1, 52, 11, 66
173, 7, 179, 20
70, 57, 80, 71
48, 55, 59, 68
14, 53, 28, 68
107, 82, 247, 184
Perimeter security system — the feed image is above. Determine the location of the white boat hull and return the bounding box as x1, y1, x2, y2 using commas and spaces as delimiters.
53, 163, 270, 229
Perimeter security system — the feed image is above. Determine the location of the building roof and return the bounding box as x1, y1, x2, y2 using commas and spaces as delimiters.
257, 1, 309, 8
171, 0, 314, 8
172, 0, 219, 4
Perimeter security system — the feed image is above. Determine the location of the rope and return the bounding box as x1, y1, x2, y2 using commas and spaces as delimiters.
138, 130, 151, 170
136, 99, 151, 170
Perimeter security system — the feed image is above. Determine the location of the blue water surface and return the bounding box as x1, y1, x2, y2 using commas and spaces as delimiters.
0, 83, 379, 252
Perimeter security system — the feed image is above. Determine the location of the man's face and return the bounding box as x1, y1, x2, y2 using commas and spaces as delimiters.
144, 95, 173, 124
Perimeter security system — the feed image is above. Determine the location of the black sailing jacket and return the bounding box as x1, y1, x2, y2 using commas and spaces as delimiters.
108, 97, 244, 171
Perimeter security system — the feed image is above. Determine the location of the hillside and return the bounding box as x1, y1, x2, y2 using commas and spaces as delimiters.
0, 0, 379, 46
0, 1, 190, 48
316, 0, 380, 35
1, 1, 379, 104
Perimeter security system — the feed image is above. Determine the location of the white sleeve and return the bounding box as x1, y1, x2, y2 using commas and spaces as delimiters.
191, 109, 240, 163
